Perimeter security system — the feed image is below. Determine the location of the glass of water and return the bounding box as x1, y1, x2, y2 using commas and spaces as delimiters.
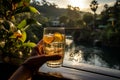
43, 27, 65, 68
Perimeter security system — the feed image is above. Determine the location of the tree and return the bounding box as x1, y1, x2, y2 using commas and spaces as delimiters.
83, 13, 93, 26
99, 0, 120, 47
59, 15, 68, 26
60, 5, 82, 27
90, 0, 98, 28
104, 4, 108, 10
67, 5, 81, 21
90, 0, 98, 13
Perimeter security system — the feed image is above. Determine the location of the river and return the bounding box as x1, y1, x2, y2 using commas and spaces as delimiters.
65, 40, 120, 71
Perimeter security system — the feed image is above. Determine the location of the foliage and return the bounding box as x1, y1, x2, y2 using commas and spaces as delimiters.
83, 13, 93, 26
59, 5, 86, 28
0, 0, 40, 65
99, 0, 120, 47
31, 1, 66, 18
90, 0, 98, 13
14, 12, 46, 43
31, 1, 88, 28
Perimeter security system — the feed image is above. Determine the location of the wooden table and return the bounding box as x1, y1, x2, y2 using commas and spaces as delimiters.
38, 59, 120, 80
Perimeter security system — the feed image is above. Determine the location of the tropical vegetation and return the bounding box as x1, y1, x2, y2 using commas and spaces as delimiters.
0, 0, 41, 65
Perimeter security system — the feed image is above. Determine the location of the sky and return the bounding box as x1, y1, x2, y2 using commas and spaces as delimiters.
37, 0, 116, 14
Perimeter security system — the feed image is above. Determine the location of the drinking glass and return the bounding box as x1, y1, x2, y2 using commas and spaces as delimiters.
43, 27, 65, 68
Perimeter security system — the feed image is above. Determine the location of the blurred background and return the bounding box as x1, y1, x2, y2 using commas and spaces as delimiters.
0, 0, 120, 79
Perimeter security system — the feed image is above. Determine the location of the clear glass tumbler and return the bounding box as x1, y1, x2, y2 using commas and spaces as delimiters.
43, 27, 65, 68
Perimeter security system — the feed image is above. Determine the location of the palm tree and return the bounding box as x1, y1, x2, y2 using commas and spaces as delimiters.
90, 0, 98, 29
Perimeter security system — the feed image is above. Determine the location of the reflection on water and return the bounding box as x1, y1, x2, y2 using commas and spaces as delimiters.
65, 44, 120, 70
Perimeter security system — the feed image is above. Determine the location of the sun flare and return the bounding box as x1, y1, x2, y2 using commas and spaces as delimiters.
69, 0, 86, 9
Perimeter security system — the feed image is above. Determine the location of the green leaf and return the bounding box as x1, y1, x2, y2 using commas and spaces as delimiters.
19, 31, 26, 42
29, 6, 40, 14
17, 19, 26, 29
22, 42, 36, 47
17, 19, 41, 30
14, 6, 40, 15
9, 30, 26, 42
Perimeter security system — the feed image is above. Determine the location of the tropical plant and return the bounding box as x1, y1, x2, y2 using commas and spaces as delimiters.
90, 0, 98, 28
0, 0, 40, 65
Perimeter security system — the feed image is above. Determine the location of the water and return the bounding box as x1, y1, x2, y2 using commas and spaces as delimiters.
65, 31, 120, 70
65, 44, 120, 70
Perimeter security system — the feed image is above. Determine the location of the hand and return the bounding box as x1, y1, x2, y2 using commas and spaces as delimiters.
30, 40, 44, 56
23, 55, 61, 71
23, 39, 61, 72
9, 40, 62, 80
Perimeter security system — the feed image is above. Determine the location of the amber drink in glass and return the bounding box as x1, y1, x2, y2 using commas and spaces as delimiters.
43, 27, 65, 68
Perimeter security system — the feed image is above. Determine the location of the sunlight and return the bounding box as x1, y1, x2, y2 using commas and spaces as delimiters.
69, 0, 86, 9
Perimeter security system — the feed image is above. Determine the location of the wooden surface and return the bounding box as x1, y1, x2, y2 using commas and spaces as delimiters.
39, 61, 120, 80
